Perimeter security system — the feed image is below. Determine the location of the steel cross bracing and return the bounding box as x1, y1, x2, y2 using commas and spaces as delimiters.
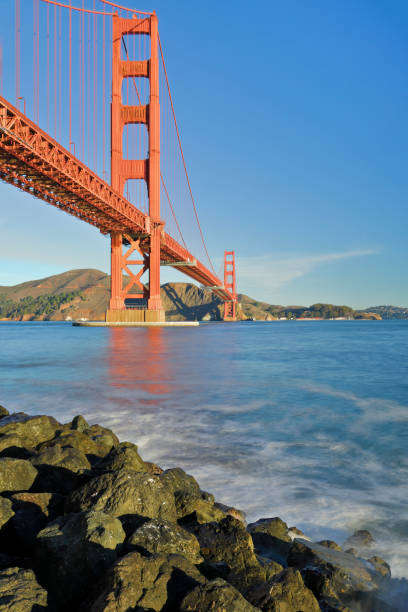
0, 95, 233, 303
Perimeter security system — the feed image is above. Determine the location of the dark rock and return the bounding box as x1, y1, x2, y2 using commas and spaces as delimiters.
0, 458, 38, 493
127, 518, 203, 564
0, 406, 9, 418
160, 467, 201, 498
86, 424, 120, 456
367, 556, 391, 580
37, 429, 113, 463
249, 567, 320, 611
0, 496, 14, 529
193, 516, 270, 594
70, 415, 89, 432
93, 441, 145, 474
144, 461, 163, 475
36, 510, 125, 609
0, 553, 33, 570
288, 539, 387, 609
0, 413, 61, 449
0, 439, 34, 460
177, 492, 226, 523
288, 526, 307, 538
215, 501, 247, 525
85, 551, 205, 612
66, 469, 177, 521
9, 492, 63, 552
31, 444, 91, 493
159, 469, 227, 523
0, 566, 47, 610
247, 517, 292, 565
319, 540, 342, 551
343, 529, 375, 549
256, 555, 284, 580
180, 578, 260, 611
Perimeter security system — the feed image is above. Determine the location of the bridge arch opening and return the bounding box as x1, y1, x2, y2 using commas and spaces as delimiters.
122, 124, 149, 162
121, 77, 149, 106
121, 34, 150, 61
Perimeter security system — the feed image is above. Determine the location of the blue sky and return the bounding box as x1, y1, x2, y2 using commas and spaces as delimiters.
0, 0, 407, 308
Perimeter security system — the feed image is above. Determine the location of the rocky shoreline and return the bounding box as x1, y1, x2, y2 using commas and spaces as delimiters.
0, 405, 398, 611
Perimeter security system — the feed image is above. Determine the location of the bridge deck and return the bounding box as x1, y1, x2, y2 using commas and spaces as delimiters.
0, 96, 232, 302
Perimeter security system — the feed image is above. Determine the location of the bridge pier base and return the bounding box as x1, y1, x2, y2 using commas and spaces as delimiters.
106, 309, 164, 323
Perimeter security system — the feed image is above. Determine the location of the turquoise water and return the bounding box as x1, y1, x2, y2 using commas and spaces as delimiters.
0, 320, 407, 596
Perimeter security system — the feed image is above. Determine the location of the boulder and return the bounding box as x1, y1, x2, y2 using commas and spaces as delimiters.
0, 496, 14, 529
367, 556, 391, 580
144, 461, 163, 475
180, 578, 260, 611
66, 469, 177, 522
36, 510, 125, 609
70, 415, 89, 432
288, 539, 388, 609
249, 567, 320, 611
0, 458, 38, 493
0, 413, 61, 449
9, 492, 63, 551
127, 518, 203, 564
0, 406, 9, 418
0, 566, 47, 610
215, 501, 247, 525
160, 467, 201, 498
0, 433, 33, 458
159, 468, 227, 523
31, 444, 91, 492
343, 530, 375, 549
37, 429, 113, 463
85, 424, 120, 457
193, 516, 270, 594
93, 441, 146, 474
247, 517, 292, 565
85, 551, 205, 612
177, 492, 226, 523
319, 540, 343, 552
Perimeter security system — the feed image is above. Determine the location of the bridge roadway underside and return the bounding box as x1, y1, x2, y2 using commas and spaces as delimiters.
0, 96, 233, 305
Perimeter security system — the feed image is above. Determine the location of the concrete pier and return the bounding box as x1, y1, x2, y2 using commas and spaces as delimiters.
73, 321, 199, 328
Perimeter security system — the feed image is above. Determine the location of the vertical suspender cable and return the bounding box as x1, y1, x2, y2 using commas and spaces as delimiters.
93, 0, 97, 172
58, 6, 62, 142
69, 0, 72, 149
79, 5, 82, 160
47, 2, 50, 133
33, 2, 36, 120
15, 0, 20, 106
36, 0, 40, 124
54, 5, 57, 138
102, 11, 106, 179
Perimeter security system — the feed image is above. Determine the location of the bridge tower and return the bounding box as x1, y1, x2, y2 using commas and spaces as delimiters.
107, 11, 164, 322
223, 251, 237, 321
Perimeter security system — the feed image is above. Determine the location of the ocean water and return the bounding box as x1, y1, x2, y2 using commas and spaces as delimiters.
0, 320, 407, 606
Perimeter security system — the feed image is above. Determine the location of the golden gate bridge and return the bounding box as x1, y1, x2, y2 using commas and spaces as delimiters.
0, 0, 237, 322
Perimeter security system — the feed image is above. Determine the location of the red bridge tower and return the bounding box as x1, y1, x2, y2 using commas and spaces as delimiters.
224, 251, 237, 321
107, 12, 163, 322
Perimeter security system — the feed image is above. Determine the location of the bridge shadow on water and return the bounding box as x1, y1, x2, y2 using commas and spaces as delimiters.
107, 327, 175, 400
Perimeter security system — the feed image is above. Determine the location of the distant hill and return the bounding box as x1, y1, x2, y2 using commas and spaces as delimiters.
0, 269, 223, 322
0, 268, 387, 321
360, 305, 408, 319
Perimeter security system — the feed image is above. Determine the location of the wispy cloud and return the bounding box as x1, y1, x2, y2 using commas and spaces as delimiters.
236, 249, 378, 297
